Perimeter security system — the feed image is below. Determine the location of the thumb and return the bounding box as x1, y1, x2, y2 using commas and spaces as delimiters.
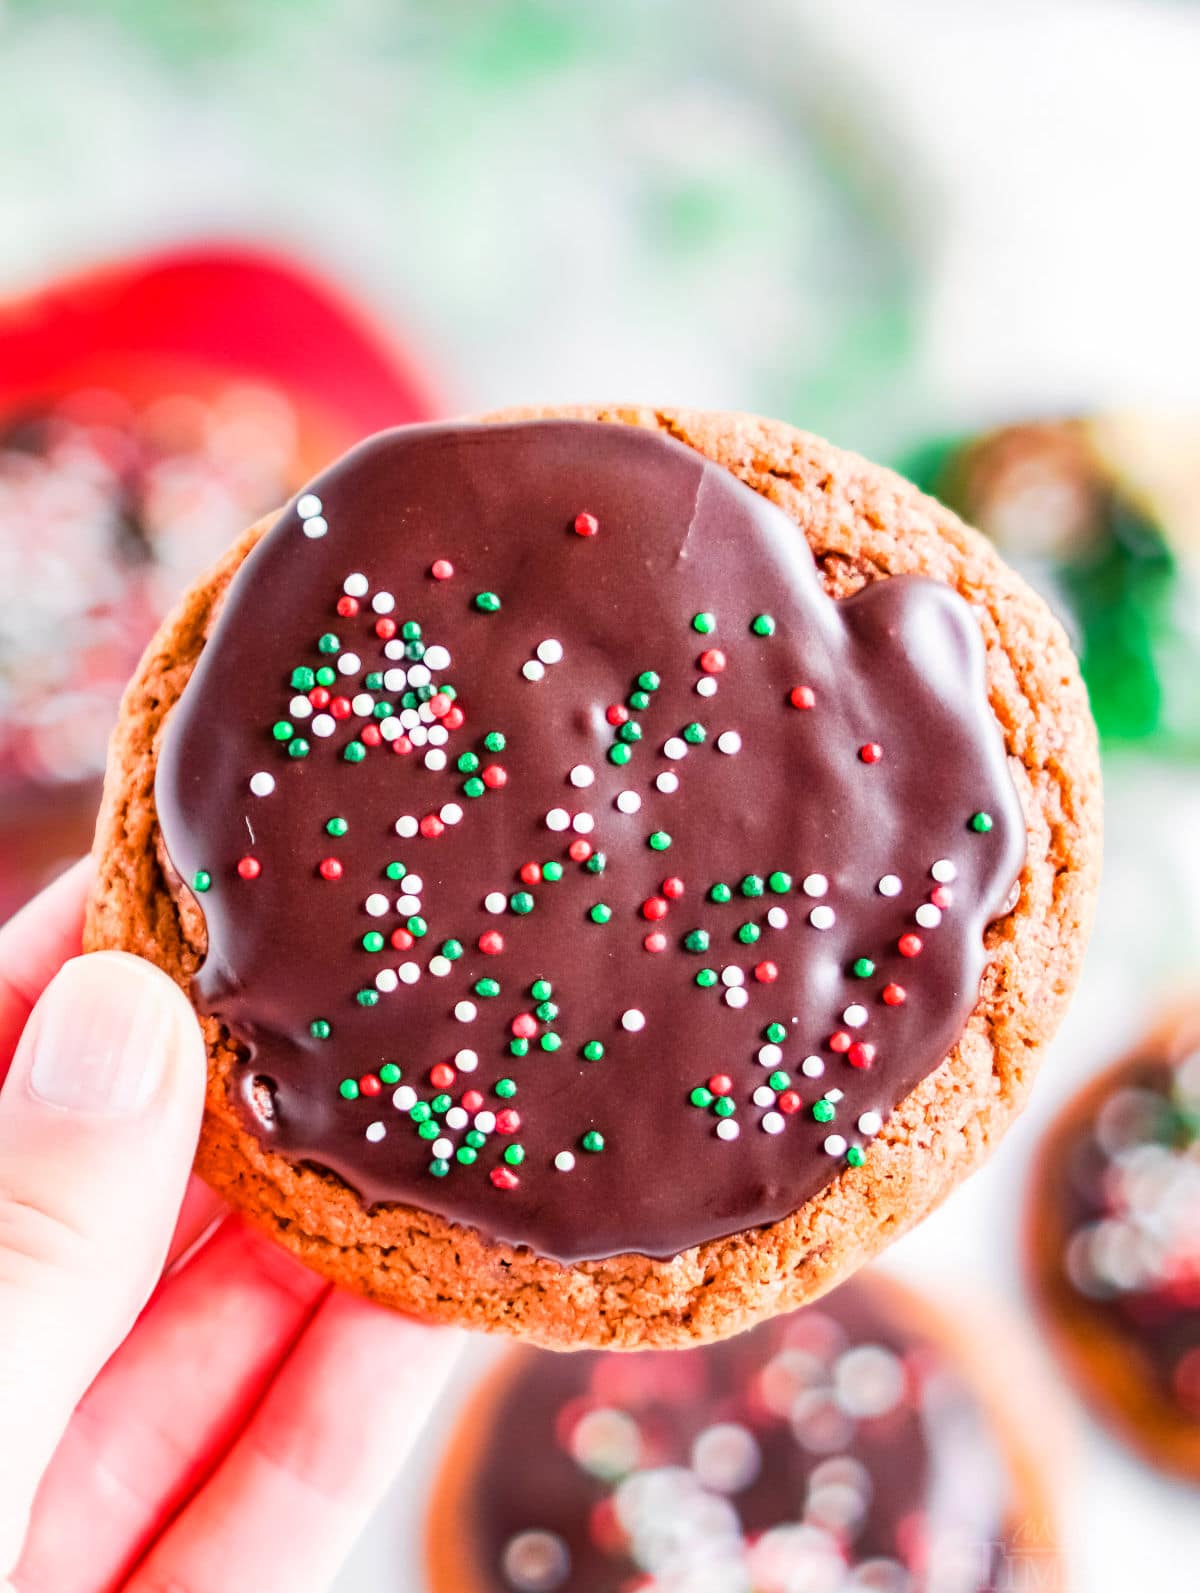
0, 950, 206, 1578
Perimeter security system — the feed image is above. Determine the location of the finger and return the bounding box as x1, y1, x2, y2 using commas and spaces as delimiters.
164, 1178, 226, 1271
14, 1219, 328, 1593
0, 951, 206, 1579
127, 1298, 463, 1593
0, 859, 91, 1074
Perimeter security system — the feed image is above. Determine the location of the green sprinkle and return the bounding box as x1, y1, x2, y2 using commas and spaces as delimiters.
684, 929, 711, 953
543, 860, 565, 881
362, 931, 385, 953
356, 989, 380, 1008
582, 1129, 606, 1152
751, 613, 776, 636
272, 720, 294, 742
339, 1079, 359, 1101
463, 777, 486, 798
531, 978, 553, 1001
852, 957, 875, 979
466, 1129, 486, 1149
768, 1070, 790, 1091
456, 1146, 477, 1166
609, 743, 633, 766
713, 1097, 736, 1119
405, 639, 425, 661
385, 861, 407, 881
372, 701, 392, 718
192, 870, 212, 893
441, 684, 458, 700
970, 811, 994, 833
510, 891, 535, 915
738, 923, 761, 945
484, 731, 506, 752
628, 689, 651, 711
541, 1032, 562, 1053
589, 902, 613, 925
364, 671, 383, 690
509, 1038, 530, 1058
765, 1022, 787, 1044
846, 1145, 866, 1168
402, 691, 418, 709
495, 1077, 517, 1099
431, 1093, 452, 1114
379, 1063, 402, 1085
583, 853, 605, 875
691, 1085, 714, 1108
317, 632, 340, 654
637, 670, 661, 691
406, 916, 428, 938
410, 1101, 433, 1124
710, 882, 732, 904
401, 620, 422, 641
326, 816, 349, 837
617, 721, 642, 744
682, 721, 706, 744
430, 1158, 450, 1178
648, 830, 672, 851
582, 1041, 605, 1061
768, 870, 792, 894
474, 591, 501, 613
309, 1019, 331, 1040
315, 666, 336, 687
692, 612, 716, 634
535, 1000, 558, 1022
504, 1144, 525, 1166
343, 741, 366, 763
441, 939, 464, 960
457, 752, 480, 774
695, 968, 718, 987
290, 666, 315, 690
741, 874, 765, 898
474, 977, 501, 998
418, 1120, 440, 1141
813, 1100, 836, 1124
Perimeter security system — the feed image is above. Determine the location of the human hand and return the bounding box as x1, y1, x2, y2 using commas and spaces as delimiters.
0, 861, 461, 1592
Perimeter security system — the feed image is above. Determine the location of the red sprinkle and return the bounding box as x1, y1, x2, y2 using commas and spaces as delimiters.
931, 885, 953, 909
882, 982, 907, 1006
699, 648, 726, 674
442, 705, 465, 731
481, 764, 507, 789
478, 930, 504, 955
644, 931, 668, 953
361, 724, 382, 747
431, 558, 454, 580
778, 1090, 803, 1114
490, 1166, 520, 1190
661, 876, 685, 899
753, 961, 779, 983
568, 839, 593, 863
419, 815, 445, 839
495, 1108, 521, 1134
309, 686, 331, 709
898, 933, 923, 958
606, 704, 629, 726
430, 1063, 456, 1089
462, 1089, 484, 1112
359, 1073, 382, 1097
642, 896, 669, 921
829, 1030, 852, 1054
859, 742, 884, 764
318, 857, 343, 881
390, 928, 414, 951
708, 1074, 733, 1096
392, 735, 413, 756
330, 696, 352, 720
519, 862, 543, 885
429, 693, 452, 718
789, 685, 816, 710
574, 511, 599, 537
237, 856, 261, 880
511, 1014, 537, 1039
375, 616, 397, 640
336, 595, 359, 618
848, 1041, 876, 1069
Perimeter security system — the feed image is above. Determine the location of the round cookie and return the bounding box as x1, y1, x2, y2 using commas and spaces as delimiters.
1025, 1006, 1200, 1483
426, 1271, 1062, 1592
86, 405, 1101, 1348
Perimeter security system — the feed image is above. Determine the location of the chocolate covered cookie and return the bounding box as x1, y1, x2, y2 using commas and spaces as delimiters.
426, 1272, 1061, 1591
87, 405, 1101, 1347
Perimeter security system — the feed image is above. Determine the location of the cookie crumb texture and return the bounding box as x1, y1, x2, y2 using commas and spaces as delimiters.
87, 406, 1101, 1348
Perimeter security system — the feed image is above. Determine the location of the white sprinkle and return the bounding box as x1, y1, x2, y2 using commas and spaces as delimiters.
616, 790, 641, 814
417, 703, 435, 724
454, 1000, 477, 1023
375, 969, 399, 993
824, 1135, 848, 1157
843, 1004, 868, 1028
352, 692, 374, 716
484, 892, 508, 914
424, 645, 451, 671
696, 676, 718, 697
569, 764, 595, 788
427, 724, 449, 746
753, 1085, 776, 1107
383, 666, 407, 692
407, 663, 431, 688
915, 903, 943, 929
802, 873, 828, 898
725, 987, 749, 1009
398, 962, 421, 985
393, 1085, 417, 1112
364, 893, 389, 917
432, 1137, 453, 1160
399, 708, 420, 729
878, 874, 902, 897
809, 905, 836, 930
555, 1151, 576, 1172
440, 803, 463, 826
621, 1009, 645, 1032
395, 816, 418, 838
758, 1044, 783, 1067
546, 807, 571, 832
302, 515, 327, 539
311, 713, 335, 738
536, 638, 564, 664
474, 1110, 496, 1133
249, 771, 275, 797
297, 493, 322, 518
716, 731, 742, 755
825, 1088, 844, 1103
931, 858, 957, 883
384, 640, 406, 661
288, 694, 313, 719
409, 725, 429, 747
656, 771, 680, 794
379, 717, 402, 741
445, 1107, 469, 1130
396, 894, 421, 915
424, 749, 447, 772
455, 1049, 479, 1073
721, 966, 745, 987
664, 736, 688, 760
767, 906, 789, 929
522, 659, 546, 682
429, 956, 452, 977
371, 591, 395, 614
572, 812, 595, 834
365, 1120, 386, 1143
337, 651, 361, 675
858, 1111, 883, 1136
802, 1055, 826, 1078
343, 572, 368, 597
716, 1118, 740, 1141
762, 1112, 785, 1136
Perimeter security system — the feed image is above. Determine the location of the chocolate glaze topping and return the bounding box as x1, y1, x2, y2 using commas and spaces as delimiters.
156, 420, 1025, 1263
461, 1279, 1020, 1592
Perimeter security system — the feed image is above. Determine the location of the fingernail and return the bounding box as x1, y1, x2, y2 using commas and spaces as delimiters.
26, 953, 180, 1114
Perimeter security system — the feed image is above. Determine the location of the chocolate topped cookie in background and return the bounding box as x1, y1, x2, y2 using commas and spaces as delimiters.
1025, 1006, 1200, 1483
425, 1272, 1062, 1592
86, 405, 1101, 1347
